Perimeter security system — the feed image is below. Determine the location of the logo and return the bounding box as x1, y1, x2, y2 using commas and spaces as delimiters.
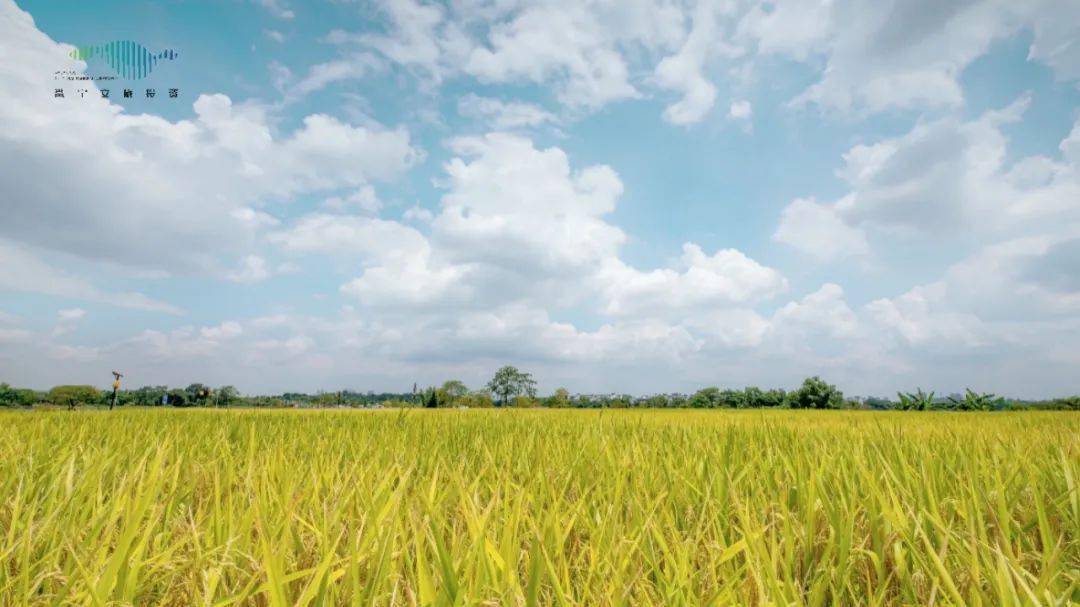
68, 41, 179, 80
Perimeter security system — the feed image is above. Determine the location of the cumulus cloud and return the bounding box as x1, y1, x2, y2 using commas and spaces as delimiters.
771, 100, 1080, 393
263, 132, 793, 384
599, 244, 787, 316
773, 198, 870, 261
0, 1, 418, 276
463, 5, 641, 109
740, 0, 1080, 113
775, 97, 1080, 260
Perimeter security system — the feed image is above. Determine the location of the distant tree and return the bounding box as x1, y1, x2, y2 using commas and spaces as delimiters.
948, 388, 1003, 411
313, 392, 340, 407
185, 384, 211, 406
441, 380, 468, 400
718, 389, 745, 408
740, 386, 784, 408
461, 390, 494, 408
864, 396, 894, 410
1053, 397, 1079, 410
167, 389, 189, 407
127, 385, 166, 407
48, 385, 100, 410
742, 386, 764, 408
548, 387, 571, 407
689, 387, 721, 408
642, 394, 670, 408
897, 389, 935, 411
0, 383, 37, 407
762, 389, 787, 408
511, 394, 539, 407
790, 377, 843, 409
487, 366, 536, 407
422, 387, 440, 408
215, 385, 240, 408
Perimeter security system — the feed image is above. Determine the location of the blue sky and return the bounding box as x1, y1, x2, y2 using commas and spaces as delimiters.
2, 0, 1079, 397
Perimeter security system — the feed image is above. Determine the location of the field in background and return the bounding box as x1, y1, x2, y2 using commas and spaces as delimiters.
0, 409, 1076, 605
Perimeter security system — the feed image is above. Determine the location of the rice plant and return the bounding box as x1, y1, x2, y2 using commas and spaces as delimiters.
0, 409, 1076, 605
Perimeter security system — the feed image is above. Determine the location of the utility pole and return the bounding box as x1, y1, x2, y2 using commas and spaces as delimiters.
110, 371, 123, 410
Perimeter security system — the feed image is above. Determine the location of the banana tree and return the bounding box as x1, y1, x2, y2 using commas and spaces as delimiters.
897, 389, 935, 411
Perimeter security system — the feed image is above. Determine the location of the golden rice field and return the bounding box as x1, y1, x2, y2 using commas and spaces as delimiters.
0, 409, 1077, 606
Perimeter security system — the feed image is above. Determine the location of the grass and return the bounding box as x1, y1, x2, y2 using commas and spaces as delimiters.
0, 408, 1077, 606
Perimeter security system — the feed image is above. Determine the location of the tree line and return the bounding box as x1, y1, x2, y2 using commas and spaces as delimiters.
2, 366, 1077, 411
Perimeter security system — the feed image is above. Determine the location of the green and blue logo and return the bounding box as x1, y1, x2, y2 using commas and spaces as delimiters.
69, 41, 178, 80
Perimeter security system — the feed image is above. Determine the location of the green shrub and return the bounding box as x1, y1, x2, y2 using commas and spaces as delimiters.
47, 385, 101, 410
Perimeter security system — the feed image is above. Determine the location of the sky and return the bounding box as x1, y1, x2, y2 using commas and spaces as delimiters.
1, 0, 1079, 398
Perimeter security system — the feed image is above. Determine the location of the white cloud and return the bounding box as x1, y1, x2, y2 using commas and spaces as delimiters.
57, 308, 86, 322
263, 0, 1080, 127
776, 97, 1080, 261
270, 213, 428, 257
359, 0, 447, 78
654, 1, 735, 125
433, 133, 625, 278
737, 0, 1080, 114
231, 208, 281, 229
263, 132, 792, 380
728, 99, 752, 120
773, 283, 859, 341
1022, 1, 1080, 84
253, 0, 293, 20
866, 282, 987, 349
599, 244, 787, 316
304, 0, 1080, 124
0, 2, 418, 276
52, 307, 86, 337
737, 0, 833, 61
464, 4, 640, 109
322, 186, 383, 213
200, 321, 243, 341
773, 197, 870, 261
334, 0, 685, 114
403, 205, 434, 223
457, 94, 558, 130
226, 255, 272, 284
283, 55, 382, 102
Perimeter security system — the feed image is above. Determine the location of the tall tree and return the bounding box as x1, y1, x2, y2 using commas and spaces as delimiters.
486, 366, 536, 407
441, 380, 468, 400
790, 377, 843, 409
216, 385, 240, 408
